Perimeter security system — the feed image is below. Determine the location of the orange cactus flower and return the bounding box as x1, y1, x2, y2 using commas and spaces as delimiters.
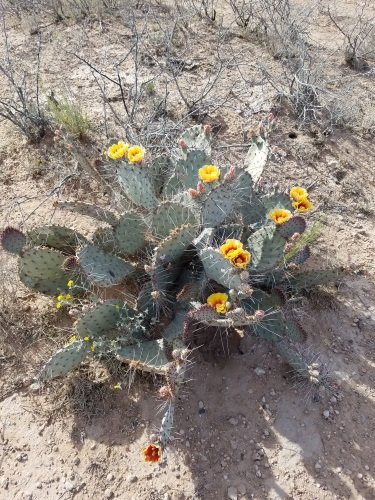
219, 239, 243, 259
292, 198, 313, 213
228, 248, 251, 269
198, 164, 220, 183
143, 443, 161, 463
290, 186, 307, 201
207, 292, 228, 314
269, 208, 292, 225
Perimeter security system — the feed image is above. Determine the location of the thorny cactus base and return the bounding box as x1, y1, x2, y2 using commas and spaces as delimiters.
1, 117, 346, 462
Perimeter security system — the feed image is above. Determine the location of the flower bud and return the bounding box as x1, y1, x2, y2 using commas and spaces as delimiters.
189, 188, 200, 198
197, 181, 205, 193
254, 309, 265, 321
179, 138, 187, 150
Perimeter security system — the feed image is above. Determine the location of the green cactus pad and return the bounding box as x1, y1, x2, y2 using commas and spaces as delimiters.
176, 149, 211, 190
163, 310, 188, 342
155, 224, 196, 264
78, 244, 134, 287
278, 216, 306, 239
213, 224, 244, 245
28, 225, 85, 254
240, 195, 267, 226
76, 300, 135, 338
114, 212, 147, 255
1, 227, 26, 255
247, 225, 285, 271
199, 247, 243, 290
39, 340, 90, 380
19, 247, 71, 295
117, 163, 157, 210
163, 174, 185, 198
56, 201, 118, 226
243, 136, 268, 184
152, 202, 198, 239
116, 339, 169, 374
262, 192, 292, 213
148, 156, 173, 196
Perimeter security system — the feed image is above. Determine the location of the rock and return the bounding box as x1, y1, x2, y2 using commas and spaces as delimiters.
1, 478, 9, 489
198, 401, 204, 409
315, 462, 322, 470
127, 475, 138, 483
17, 452, 28, 462
330, 396, 337, 404
64, 480, 76, 492
323, 410, 330, 419
238, 484, 246, 495
90, 443, 97, 450
357, 473, 363, 479
227, 486, 238, 499
229, 418, 238, 426
107, 473, 115, 481
256, 470, 262, 478
254, 367, 266, 376
365, 465, 370, 471
104, 489, 113, 499
73, 457, 80, 466
253, 452, 262, 461
35, 482, 42, 489
23, 493, 33, 500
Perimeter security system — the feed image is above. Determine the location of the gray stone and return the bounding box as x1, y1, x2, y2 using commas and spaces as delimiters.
227, 486, 238, 499
229, 418, 238, 426
323, 410, 330, 419
104, 489, 113, 499
128, 475, 138, 483
254, 367, 266, 376
64, 480, 76, 492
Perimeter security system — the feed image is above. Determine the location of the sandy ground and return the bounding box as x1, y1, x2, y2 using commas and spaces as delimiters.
1, 1, 375, 499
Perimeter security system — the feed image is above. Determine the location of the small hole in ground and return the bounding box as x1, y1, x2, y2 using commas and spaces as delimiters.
288, 131, 298, 139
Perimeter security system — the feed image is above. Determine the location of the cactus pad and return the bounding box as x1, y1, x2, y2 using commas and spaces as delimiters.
39, 340, 89, 380
176, 149, 211, 190
290, 245, 311, 265
155, 224, 196, 264
243, 136, 268, 183
19, 247, 70, 295
76, 300, 134, 338
278, 216, 306, 238
262, 193, 292, 213
178, 124, 211, 153
199, 247, 243, 290
114, 212, 147, 255
1, 227, 26, 255
78, 244, 133, 287
117, 163, 157, 210
248, 225, 285, 271
116, 339, 169, 374
28, 225, 85, 254
152, 202, 198, 239
92, 227, 117, 252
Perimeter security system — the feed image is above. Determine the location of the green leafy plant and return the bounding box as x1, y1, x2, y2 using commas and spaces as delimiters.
47, 93, 90, 139
1, 117, 346, 462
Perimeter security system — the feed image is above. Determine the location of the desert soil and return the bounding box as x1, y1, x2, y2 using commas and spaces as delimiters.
1, 1, 375, 499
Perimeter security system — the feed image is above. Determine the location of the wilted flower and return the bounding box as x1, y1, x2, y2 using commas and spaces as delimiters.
143, 443, 161, 463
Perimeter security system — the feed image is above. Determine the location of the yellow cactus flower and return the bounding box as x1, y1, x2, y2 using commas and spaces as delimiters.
198, 164, 220, 183
228, 248, 251, 269
66, 335, 77, 345
108, 141, 129, 160
219, 239, 243, 259
67, 280, 74, 288
290, 186, 307, 201
57, 294, 64, 301
143, 443, 161, 463
56, 301, 62, 309
207, 292, 228, 314
65, 293, 72, 301
90, 342, 96, 353
83, 336, 90, 342
269, 208, 292, 225
292, 198, 313, 213
128, 145, 145, 164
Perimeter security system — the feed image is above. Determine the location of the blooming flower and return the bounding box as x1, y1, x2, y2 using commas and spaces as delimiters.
227, 248, 251, 269
219, 239, 243, 259
67, 280, 74, 288
143, 443, 161, 463
66, 335, 77, 345
128, 145, 145, 164
290, 186, 307, 201
198, 164, 220, 183
108, 141, 129, 160
292, 198, 313, 213
207, 293, 228, 314
269, 208, 292, 225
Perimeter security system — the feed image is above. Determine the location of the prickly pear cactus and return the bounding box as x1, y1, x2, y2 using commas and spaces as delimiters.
1, 116, 346, 463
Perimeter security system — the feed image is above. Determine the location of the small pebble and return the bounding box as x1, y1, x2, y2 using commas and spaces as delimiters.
357, 473, 363, 480
198, 401, 204, 409
104, 489, 113, 499
238, 484, 246, 495
127, 475, 138, 483
365, 465, 369, 471
256, 470, 262, 478
1, 478, 9, 489
330, 396, 337, 404
64, 480, 76, 492
107, 473, 115, 481
90, 443, 97, 450
254, 367, 266, 376
229, 418, 238, 426
73, 457, 80, 466
323, 410, 330, 419
35, 482, 42, 489
227, 486, 238, 499
315, 462, 322, 470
